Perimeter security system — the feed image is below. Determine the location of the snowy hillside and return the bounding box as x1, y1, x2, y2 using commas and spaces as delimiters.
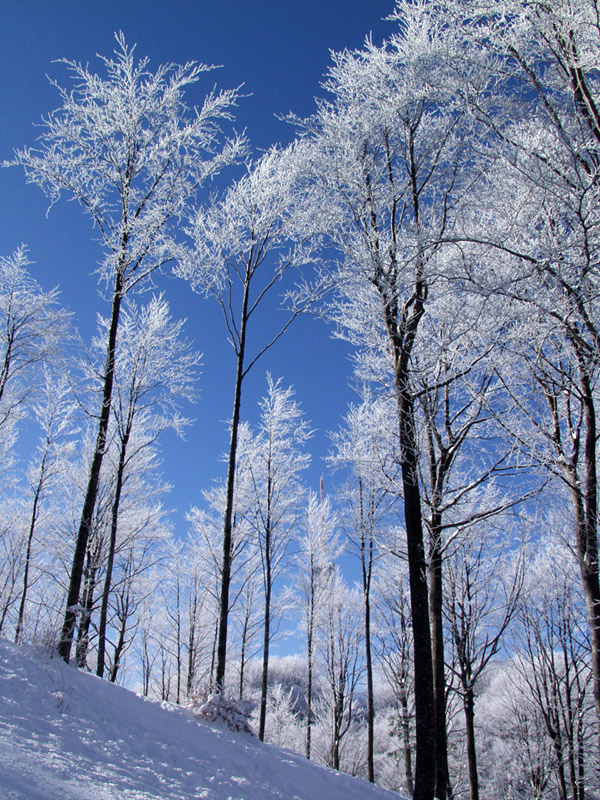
0, 639, 405, 800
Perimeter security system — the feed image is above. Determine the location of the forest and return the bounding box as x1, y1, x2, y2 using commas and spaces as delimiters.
1, 1, 600, 799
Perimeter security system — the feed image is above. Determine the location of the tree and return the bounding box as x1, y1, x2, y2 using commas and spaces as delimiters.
0, 247, 69, 471
94, 294, 199, 678
435, 0, 600, 754
316, 572, 364, 772
444, 526, 524, 800
7, 33, 244, 662
328, 393, 397, 782
299, 9, 471, 794
183, 143, 320, 692
479, 660, 556, 800
410, 289, 539, 800
512, 531, 594, 800
296, 490, 342, 759
189, 419, 259, 688
374, 551, 415, 797
239, 376, 311, 740
14, 371, 77, 643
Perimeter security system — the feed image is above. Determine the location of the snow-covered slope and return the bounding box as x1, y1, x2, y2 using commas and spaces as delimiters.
0, 639, 404, 800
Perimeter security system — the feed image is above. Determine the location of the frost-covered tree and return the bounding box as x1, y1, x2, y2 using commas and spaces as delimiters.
296, 490, 342, 759
427, 0, 600, 755
188, 420, 259, 688
315, 572, 364, 772
511, 530, 595, 800
239, 376, 311, 740
374, 548, 415, 797
328, 394, 397, 782
93, 295, 200, 678
444, 526, 524, 800
183, 144, 319, 692
6, 34, 244, 662
298, 8, 472, 792
14, 372, 77, 644
0, 247, 69, 473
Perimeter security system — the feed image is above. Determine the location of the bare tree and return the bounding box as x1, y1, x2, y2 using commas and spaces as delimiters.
438, 0, 600, 753
316, 572, 364, 772
374, 550, 415, 797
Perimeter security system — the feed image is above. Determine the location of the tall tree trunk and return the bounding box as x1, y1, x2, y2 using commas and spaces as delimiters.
463, 685, 479, 800
429, 523, 452, 800
75, 548, 99, 668
258, 564, 271, 741
215, 277, 250, 691
569, 352, 600, 759
361, 520, 375, 783
396, 383, 436, 800
332, 685, 344, 771
96, 426, 130, 678
377, 279, 435, 798
58, 270, 124, 663
259, 513, 273, 742
15, 453, 46, 644
400, 690, 414, 797
110, 587, 130, 684
377, 140, 436, 798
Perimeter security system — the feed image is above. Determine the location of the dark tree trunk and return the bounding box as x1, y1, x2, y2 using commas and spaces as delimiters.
375, 135, 436, 799
259, 484, 274, 742
96, 426, 130, 678
429, 523, 452, 800
400, 690, 414, 797
332, 684, 344, 771
361, 524, 375, 783
109, 587, 131, 684
463, 685, 479, 800
397, 387, 436, 800
258, 546, 272, 741
58, 270, 123, 663
215, 277, 250, 691
567, 350, 600, 759
15, 453, 46, 644
376, 274, 435, 799
75, 548, 99, 668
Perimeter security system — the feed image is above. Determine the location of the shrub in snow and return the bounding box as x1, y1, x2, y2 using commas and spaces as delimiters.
188, 689, 255, 735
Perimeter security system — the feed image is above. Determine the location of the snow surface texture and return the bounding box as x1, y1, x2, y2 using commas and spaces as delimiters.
0, 639, 404, 800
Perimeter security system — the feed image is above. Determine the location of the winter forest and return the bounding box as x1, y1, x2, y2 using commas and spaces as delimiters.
1, 0, 600, 798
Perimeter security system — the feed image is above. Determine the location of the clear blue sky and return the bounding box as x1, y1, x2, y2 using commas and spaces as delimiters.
0, 0, 396, 534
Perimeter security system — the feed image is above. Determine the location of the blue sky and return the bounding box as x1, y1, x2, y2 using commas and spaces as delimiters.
0, 0, 396, 534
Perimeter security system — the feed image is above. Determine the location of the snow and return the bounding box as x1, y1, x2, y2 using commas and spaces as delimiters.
0, 639, 405, 800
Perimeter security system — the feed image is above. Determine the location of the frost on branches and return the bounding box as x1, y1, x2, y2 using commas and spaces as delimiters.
188, 688, 255, 735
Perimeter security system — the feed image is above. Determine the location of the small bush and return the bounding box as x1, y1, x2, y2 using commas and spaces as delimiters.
188, 688, 255, 735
